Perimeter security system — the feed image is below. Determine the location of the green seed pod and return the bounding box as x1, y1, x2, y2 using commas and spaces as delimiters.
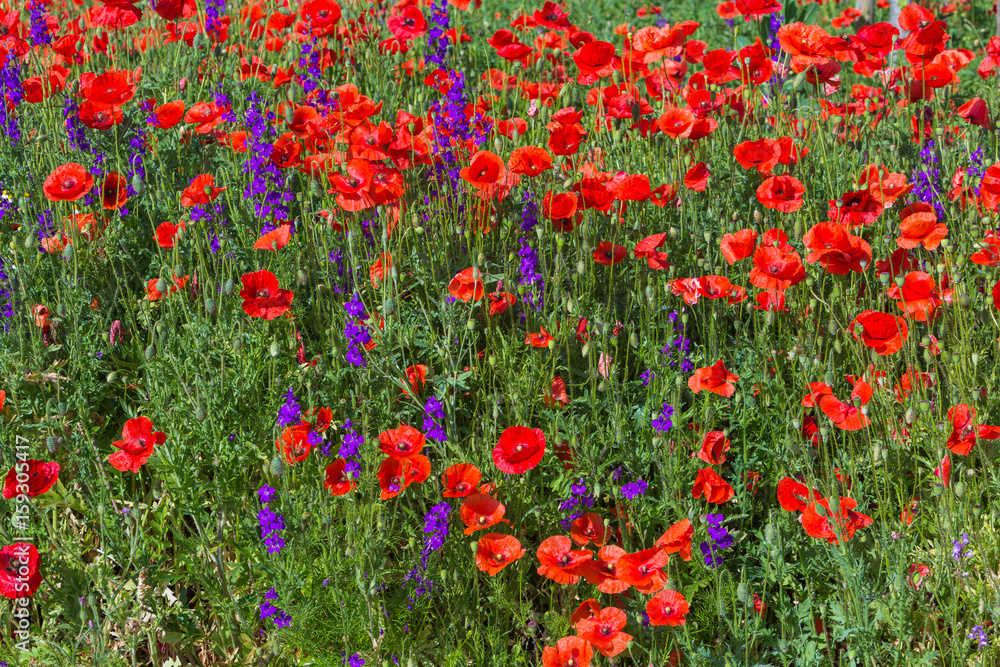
57, 402, 68, 416
46, 436, 59, 455
383, 298, 397, 316
469, 541, 478, 554
223, 279, 235, 295
144, 345, 155, 360
931, 484, 944, 497
581, 343, 590, 357
269, 340, 280, 357
284, 105, 294, 125
270, 455, 285, 477
155, 277, 168, 295
204, 298, 217, 315
61, 243, 75, 262
309, 178, 324, 198
593, 481, 601, 497
194, 407, 207, 422
953, 481, 966, 498
414, 226, 425, 235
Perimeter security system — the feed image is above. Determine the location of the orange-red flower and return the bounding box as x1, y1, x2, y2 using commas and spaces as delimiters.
592, 242, 627, 266
749, 245, 806, 290
614, 547, 669, 594
493, 426, 546, 474
885, 271, 942, 321
756, 175, 805, 212
734, 138, 781, 173
43, 163, 94, 202
460, 493, 509, 535
536, 535, 592, 584
541, 636, 593, 667
570, 513, 608, 547
801, 496, 872, 545
654, 518, 693, 561
448, 268, 485, 302
239, 270, 294, 320
441, 463, 481, 497
897, 202, 948, 250
324, 459, 357, 496
688, 359, 739, 397
646, 589, 689, 626
153, 221, 186, 249
576, 605, 632, 657
697, 431, 731, 465
475, 533, 526, 575
378, 423, 425, 459
109, 417, 165, 473
849, 310, 907, 356
691, 467, 735, 504
946, 404, 1000, 456
180, 174, 227, 206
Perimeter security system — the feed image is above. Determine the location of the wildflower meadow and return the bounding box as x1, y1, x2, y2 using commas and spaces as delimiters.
2, 0, 1000, 664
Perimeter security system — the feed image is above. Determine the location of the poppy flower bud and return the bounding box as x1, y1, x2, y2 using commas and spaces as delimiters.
106, 371, 117, 383
194, 407, 207, 422
414, 227, 425, 235
269, 341, 280, 357
46, 436, 59, 454
905, 407, 915, 424
144, 345, 155, 360
223, 279, 234, 295
577, 260, 586, 275
270, 455, 285, 477
205, 298, 217, 315
62, 244, 74, 261
58, 401, 68, 416
953, 481, 966, 498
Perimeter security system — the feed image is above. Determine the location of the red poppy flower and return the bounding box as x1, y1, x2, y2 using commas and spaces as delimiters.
536, 535, 592, 585
569, 512, 608, 547
239, 270, 294, 320
541, 636, 593, 667
828, 190, 883, 227
592, 242, 627, 266
692, 467, 735, 504
849, 310, 907, 356
543, 376, 570, 409
756, 175, 805, 212
460, 493, 509, 535
657, 106, 695, 139
653, 518, 693, 561
92, 0, 143, 28
448, 268, 485, 302
885, 271, 941, 322
43, 163, 95, 202
684, 162, 710, 191
0, 543, 42, 599
324, 459, 357, 496
493, 426, 545, 474
276, 423, 314, 465
801, 497, 873, 545
488, 290, 517, 316
254, 225, 292, 251
475, 533, 526, 575
646, 589, 689, 626
149, 100, 185, 129
719, 229, 758, 264
109, 416, 165, 473
180, 174, 227, 207
2, 460, 60, 499
802, 222, 871, 275
387, 5, 426, 41
508, 146, 553, 177
749, 245, 806, 290
574, 545, 629, 593
576, 606, 632, 657
548, 123, 586, 156
377, 454, 429, 499
525, 327, 554, 347
957, 98, 992, 130
573, 40, 619, 84
688, 359, 739, 397
733, 138, 781, 173
935, 453, 951, 488
101, 172, 128, 210
460, 150, 507, 190
442, 463, 481, 497
153, 221, 186, 249
697, 431, 731, 465
615, 547, 669, 594
378, 423, 425, 459
897, 202, 948, 250
946, 404, 1000, 456
776, 476, 821, 513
